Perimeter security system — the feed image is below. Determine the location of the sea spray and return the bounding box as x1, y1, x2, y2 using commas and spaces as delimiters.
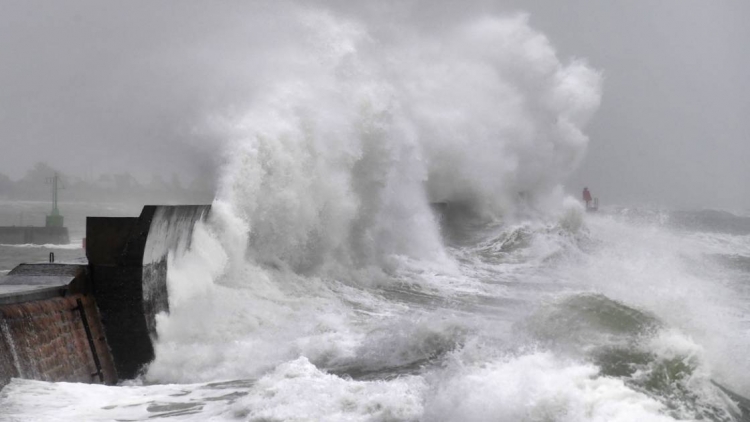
209, 10, 601, 276
142, 9, 603, 384
3, 4, 750, 422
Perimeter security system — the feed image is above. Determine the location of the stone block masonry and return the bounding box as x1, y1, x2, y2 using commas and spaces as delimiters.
0, 293, 116, 388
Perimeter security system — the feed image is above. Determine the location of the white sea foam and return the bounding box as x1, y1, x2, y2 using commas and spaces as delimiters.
424, 351, 680, 422
0, 242, 81, 250
558, 213, 750, 394
227, 357, 426, 422
0, 350, 714, 422
144, 6, 602, 386
1, 360, 426, 422
7, 4, 746, 422
210, 9, 601, 276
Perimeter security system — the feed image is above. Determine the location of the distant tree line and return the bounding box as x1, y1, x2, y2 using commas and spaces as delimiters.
0, 162, 214, 204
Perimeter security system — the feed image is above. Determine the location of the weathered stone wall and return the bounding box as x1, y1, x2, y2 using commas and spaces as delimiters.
0, 294, 116, 388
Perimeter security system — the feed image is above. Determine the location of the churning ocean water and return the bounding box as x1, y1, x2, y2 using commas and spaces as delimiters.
1, 206, 749, 421
2, 9, 749, 422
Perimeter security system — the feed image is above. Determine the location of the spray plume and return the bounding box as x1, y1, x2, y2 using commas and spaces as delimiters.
209, 8, 601, 274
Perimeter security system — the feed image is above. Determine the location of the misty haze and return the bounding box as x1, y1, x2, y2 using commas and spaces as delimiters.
1, 1, 749, 421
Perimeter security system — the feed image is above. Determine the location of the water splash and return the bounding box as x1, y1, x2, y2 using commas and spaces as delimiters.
211, 9, 602, 276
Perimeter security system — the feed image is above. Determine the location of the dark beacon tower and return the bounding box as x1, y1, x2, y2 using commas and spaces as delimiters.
42, 173, 70, 244
46, 174, 65, 228
0, 173, 70, 245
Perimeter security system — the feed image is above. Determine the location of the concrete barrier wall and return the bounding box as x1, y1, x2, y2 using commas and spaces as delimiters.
0, 293, 116, 389
87, 205, 210, 379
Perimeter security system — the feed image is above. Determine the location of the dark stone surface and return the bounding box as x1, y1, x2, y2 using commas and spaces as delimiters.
0, 315, 17, 388
86, 210, 156, 378
0, 294, 117, 389
86, 205, 210, 379
89, 265, 154, 379
0, 263, 117, 387
7, 263, 84, 277
0, 275, 72, 287
86, 217, 138, 266
0, 264, 87, 305
0, 285, 68, 306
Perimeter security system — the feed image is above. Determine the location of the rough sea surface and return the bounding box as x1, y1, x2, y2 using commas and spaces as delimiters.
0, 203, 749, 421
2, 8, 749, 421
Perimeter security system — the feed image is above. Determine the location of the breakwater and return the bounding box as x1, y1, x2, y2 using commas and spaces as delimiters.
0, 264, 116, 387
0, 205, 210, 388
0, 226, 70, 245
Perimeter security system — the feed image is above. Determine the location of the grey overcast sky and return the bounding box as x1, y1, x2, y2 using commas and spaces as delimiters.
1, 1, 748, 209
515, 1, 750, 210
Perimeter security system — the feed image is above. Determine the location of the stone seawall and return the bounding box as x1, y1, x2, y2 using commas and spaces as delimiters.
0, 205, 210, 389
0, 264, 117, 389
0, 294, 116, 388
